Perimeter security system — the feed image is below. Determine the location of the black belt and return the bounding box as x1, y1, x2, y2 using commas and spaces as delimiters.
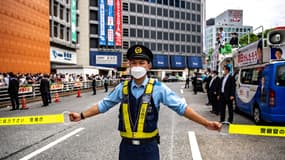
122, 136, 160, 145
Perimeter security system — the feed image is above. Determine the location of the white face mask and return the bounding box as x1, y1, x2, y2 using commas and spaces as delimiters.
131, 66, 147, 79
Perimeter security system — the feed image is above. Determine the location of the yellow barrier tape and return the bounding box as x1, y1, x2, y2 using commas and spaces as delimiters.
229, 124, 285, 137
0, 114, 64, 126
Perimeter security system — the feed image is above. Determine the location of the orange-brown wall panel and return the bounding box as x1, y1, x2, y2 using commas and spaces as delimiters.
0, 0, 50, 73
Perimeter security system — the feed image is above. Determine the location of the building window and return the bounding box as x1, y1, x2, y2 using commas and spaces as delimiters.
163, 32, 168, 40
130, 16, 136, 25
163, 9, 168, 17
192, 35, 196, 43
157, 20, 162, 28
175, 33, 180, 41
192, 13, 196, 21
54, 22, 58, 37
130, 3, 136, 12
157, 31, 162, 40
54, 2, 58, 17
186, 13, 191, 20
151, 7, 156, 15
197, 25, 201, 32
164, 44, 168, 52
187, 34, 191, 42
192, 3, 196, 10
181, 45, 185, 53
123, 3, 128, 11
138, 29, 143, 38
137, 4, 142, 13
187, 45, 191, 52
169, 0, 174, 6
175, 45, 180, 52
163, 20, 168, 29
192, 24, 196, 32
123, 16, 128, 24
186, 2, 190, 9
181, 12, 185, 20
151, 31, 156, 39
59, 5, 64, 20
197, 14, 201, 22
144, 42, 150, 49
169, 21, 174, 29
90, 0, 98, 7
197, 4, 201, 11
181, 23, 185, 30
157, 8, 162, 16
170, 33, 174, 40
151, 43, 156, 51
157, 43, 162, 51
197, 46, 201, 53
170, 44, 174, 52
144, 5, 149, 14
197, 36, 201, 43
90, 24, 98, 34
90, 38, 99, 48
169, 10, 174, 18
175, 0, 180, 8
192, 46, 196, 53
137, 17, 143, 25
144, 18, 149, 26
123, 28, 129, 36
90, 10, 98, 21
181, 1, 185, 8
130, 28, 136, 37
151, 19, 156, 27
144, 30, 149, 38
123, 41, 129, 49
163, 0, 168, 5
181, 34, 185, 41
175, 11, 179, 19
66, 28, 70, 41
66, 9, 70, 22
175, 22, 180, 30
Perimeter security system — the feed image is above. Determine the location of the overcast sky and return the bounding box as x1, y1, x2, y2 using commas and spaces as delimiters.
206, 0, 285, 30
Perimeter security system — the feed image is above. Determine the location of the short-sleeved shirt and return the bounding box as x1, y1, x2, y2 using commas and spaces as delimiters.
98, 77, 187, 116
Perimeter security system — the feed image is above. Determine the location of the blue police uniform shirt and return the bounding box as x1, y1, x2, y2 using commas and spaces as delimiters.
98, 77, 187, 116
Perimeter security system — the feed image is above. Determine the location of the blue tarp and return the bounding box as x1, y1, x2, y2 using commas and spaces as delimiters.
170, 55, 186, 69
90, 51, 121, 68
187, 56, 202, 69
152, 54, 169, 69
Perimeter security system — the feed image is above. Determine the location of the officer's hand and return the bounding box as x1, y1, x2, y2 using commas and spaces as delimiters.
69, 112, 81, 122
205, 121, 222, 131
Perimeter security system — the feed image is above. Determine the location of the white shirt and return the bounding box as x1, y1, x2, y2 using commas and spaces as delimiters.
221, 73, 230, 93
209, 75, 217, 88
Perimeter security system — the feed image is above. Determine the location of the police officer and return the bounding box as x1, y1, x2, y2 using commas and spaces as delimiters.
69, 45, 222, 160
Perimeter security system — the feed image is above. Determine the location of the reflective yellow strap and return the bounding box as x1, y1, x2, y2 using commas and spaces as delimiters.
123, 80, 128, 95
145, 78, 154, 94
120, 129, 159, 139
229, 124, 285, 137
137, 103, 148, 132
122, 103, 132, 134
0, 114, 64, 126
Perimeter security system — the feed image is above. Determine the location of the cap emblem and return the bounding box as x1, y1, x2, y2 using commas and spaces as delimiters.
134, 47, 143, 54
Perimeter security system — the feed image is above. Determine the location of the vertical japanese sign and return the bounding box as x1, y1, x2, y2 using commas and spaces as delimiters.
99, 0, 106, 45
71, 0, 77, 42
107, 0, 114, 46
114, 0, 122, 46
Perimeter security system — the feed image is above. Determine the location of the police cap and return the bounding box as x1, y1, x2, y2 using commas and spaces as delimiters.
126, 44, 153, 62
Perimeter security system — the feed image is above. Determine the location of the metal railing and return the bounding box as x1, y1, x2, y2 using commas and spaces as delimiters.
0, 79, 120, 108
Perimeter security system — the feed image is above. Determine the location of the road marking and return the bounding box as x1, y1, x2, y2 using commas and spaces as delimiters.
19, 127, 85, 160
180, 89, 184, 94
188, 131, 202, 160
170, 112, 175, 160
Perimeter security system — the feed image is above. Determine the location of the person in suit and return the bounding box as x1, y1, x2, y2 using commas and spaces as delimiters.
205, 70, 212, 105
92, 75, 96, 95
191, 73, 198, 94
209, 71, 221, 115
8, 72, 20, 110
220, 65, 236, 123
40, 74, 50, 106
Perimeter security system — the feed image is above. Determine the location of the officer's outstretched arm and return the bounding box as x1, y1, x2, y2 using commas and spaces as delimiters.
183, 106, 222, 131
69, 103, 100, 122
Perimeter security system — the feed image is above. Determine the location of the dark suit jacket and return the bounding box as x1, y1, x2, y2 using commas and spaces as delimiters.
40, 78, 50, 93
221, 75, 236, 100
209, 77, 221, 96
8, 78, 19, 94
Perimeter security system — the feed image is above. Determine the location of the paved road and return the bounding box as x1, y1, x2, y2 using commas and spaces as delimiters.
0, 82, 284, 160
